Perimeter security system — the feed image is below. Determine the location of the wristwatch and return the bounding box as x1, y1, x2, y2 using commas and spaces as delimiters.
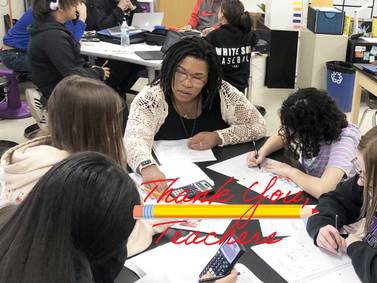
137, 159, 154, 174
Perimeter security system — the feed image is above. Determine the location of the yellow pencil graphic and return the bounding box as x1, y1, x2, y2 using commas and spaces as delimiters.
133, 204, 318, 219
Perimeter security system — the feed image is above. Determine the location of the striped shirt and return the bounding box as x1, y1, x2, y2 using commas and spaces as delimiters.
301, 123, 361, 178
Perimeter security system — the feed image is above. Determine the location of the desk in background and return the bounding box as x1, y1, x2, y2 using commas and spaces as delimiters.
351, 64, 377, 124
115, 139, 315, 283
80, 41, 162, 83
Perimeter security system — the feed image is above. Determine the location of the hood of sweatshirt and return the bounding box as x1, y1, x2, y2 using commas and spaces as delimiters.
0, 136, 69, 203
28, 14, 71, 37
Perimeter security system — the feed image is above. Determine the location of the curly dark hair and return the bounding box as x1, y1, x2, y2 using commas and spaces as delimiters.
278, 88, 348, 160
156, 36, 223, 110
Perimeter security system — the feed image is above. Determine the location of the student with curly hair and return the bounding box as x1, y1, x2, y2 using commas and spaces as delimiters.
247, 88, 360, 199
306, 126, 377, 282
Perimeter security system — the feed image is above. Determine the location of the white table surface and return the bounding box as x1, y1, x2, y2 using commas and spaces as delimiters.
80, 41, 163, 82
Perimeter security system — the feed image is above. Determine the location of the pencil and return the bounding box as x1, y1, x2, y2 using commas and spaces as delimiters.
252, 140, 261, 169
101, 59, 109, 67
133, 204, 319, 219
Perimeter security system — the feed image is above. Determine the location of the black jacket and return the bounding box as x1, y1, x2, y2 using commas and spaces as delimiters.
28, 15, 103, 101
86, 0, 143, 31
206, 24, 257, 92
307, 176, 377, 283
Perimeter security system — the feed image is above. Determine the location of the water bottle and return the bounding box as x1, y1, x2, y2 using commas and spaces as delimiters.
120, 21, 130, 47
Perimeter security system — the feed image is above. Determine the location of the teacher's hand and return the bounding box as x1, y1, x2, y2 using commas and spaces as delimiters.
188, 132, 221, 150
141, 165, 168, 196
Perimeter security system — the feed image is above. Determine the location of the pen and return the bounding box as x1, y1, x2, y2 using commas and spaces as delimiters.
198, 272, 241, 282
252, 140, 261, 169
334, 214, 339, 253
101, 59, 109, 67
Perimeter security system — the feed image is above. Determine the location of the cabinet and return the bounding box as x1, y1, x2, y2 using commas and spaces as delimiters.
297, 28, 348, 90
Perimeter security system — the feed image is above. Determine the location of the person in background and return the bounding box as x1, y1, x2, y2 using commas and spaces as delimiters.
28, 0, 108, 106
181, 0, 221, 36
247, 88, 360, 199
206, 0, 265, 116
85, 0, 144, 100
306, 126, 377, 282
86, 0, 142, 30
0, 151, 141, 283
125, 36, 266, 187
0, 3, 87, 78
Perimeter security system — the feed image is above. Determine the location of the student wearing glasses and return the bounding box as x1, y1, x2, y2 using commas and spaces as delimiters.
124, 36, 266, 185
306, 126, 377, 282
247, 88, 360, 199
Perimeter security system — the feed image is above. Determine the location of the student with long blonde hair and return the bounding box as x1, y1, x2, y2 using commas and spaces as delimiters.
307, 126, 377, 282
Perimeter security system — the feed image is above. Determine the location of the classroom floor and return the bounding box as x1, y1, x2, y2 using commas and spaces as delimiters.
0, 78, 375, 144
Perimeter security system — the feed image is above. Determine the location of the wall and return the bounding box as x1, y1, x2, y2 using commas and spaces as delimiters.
0, 0, 25, 42
158, 0, 196, 27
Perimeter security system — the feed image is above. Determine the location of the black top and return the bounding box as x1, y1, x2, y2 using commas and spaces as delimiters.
206, 24, 257, 92
28, 14, 103, 101
86, 0, 143, 31
155, 95, 229, 140
306, 176, 377, 283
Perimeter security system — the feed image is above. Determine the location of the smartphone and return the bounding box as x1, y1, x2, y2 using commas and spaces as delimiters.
170, 180, 214, 198
199, 237, 245, 281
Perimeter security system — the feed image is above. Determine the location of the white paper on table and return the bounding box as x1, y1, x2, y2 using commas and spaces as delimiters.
125, 236, 262, 283
361, 37, 377, 43
153, 139, 216, 164
172, 218, 232, 235
251, 233, 359, 282
207, 153, 302, 199
258, 219, 308, 237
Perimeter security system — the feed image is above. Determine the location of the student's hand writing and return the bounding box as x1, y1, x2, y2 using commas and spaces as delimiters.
141, 165, 168, 195
188, 132, 221, 150
102, 67, 111, 80
345, 233, 362, 248
263, 161, 294, 178
76, 2, 87, 22
247, 151, 265, 168
201, 27, 215, 36
317, 225, 346, 255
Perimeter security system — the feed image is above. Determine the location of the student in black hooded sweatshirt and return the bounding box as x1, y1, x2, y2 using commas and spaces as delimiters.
205, 0, 265, 115
28, 0, 109, 106
306, 126, 377, 283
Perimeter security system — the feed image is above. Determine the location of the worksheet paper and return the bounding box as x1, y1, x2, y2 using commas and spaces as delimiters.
259, 219, 308, 237
129, 162, 214, 202
125, 237, 263, 283
207, 153, 302, 199
153, 139, 216, 164
251, 234, 360, 282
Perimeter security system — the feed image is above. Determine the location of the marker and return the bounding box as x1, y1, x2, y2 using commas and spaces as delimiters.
252, 140, 261, 169
133, 204, 319, 219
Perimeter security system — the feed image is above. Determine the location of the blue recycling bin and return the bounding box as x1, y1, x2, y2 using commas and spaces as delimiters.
326, 61, 355, 112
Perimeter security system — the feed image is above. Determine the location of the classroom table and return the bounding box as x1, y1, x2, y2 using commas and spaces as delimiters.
115, 138, 316, 283
350, 64, 377, 124
80, 41, 162, 83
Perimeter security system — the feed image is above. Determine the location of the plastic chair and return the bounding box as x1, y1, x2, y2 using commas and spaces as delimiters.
359, 92, 377, 128
0, 68, 31, 119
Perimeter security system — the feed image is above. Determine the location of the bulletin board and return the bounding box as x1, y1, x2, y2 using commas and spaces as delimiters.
333, 0, 375, 18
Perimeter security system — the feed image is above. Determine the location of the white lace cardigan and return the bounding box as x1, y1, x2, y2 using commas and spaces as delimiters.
124, 81, 267, 172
